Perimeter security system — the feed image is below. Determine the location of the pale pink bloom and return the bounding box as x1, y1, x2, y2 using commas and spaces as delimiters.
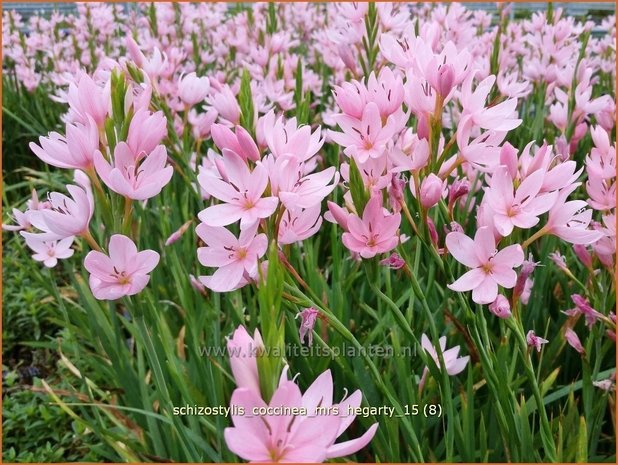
485, 166, 557, 237
259, 111, 324, 163
419, 174, 444, 209
342, 196, 401, 259
197, 150, 278, 228
178, 72, 210, 106
30, 116, 98, 170
278, 206, 322, 245
297, 307, 320, 345
3, 207, 32, 232
544, 184, 603, 244
94, 143, 173, 200
196, 222, 267, 292
333, 80, 367, 119
446, 226, 524, 304
379, 252, 405, 269
564, 328, 584, 354
23, 235, 74, 268
586, 126, 615, 181
330, 102, 401, 163
227, 326, 263, 394
210, 124, 260, 162
208, 85, 241, 125
421, 334, 470, 376
165, 220, 193, 246
268, 156, 339, 210
127, 109, 167, 159
84, 234, 159, 300
460, 74, 522, 131
365, 67, 405, 118
455, 116, 505, 169
340, 157, 389, 193
27, 184, 94, 240
586, 179, 616, 211
489, 294, 511, 319
66, 73, 109, 127
224, 369, 378, 462
526, 330, 548, 353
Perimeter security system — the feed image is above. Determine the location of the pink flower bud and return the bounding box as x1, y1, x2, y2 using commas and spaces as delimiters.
573, 244, 593, 269
165, 220, 193, 246
489, 295, 511, 318
565, 328, 584, 354
419, 174, 443, 209
437, 64, 455, 97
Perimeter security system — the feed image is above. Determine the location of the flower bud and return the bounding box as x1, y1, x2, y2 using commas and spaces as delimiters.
489, 295, 511, 318
419, 174, 443, 209
178, 72, 210, 106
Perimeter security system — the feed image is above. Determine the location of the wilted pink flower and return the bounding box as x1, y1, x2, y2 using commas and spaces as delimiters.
489, 295, 511, 318
178, 72, 210, 106
23, 235, 74, 268
83, 234, 160, 300
448, 177, 470, 206
297, 307, 320, 345
563, 294, 603, 329
278, 206, 322, 245
514, 254, 539, 301
27, 184, 94, 240
421, 334, 470, 376
549, 252, 569, 272
564, 328, 585, 354
196, 222, 267, 292
198, 150, 278, 228
526, 330, 548, 352
446, 226, 524, 304
94, 143, 173, 200
379, 253, 405, 269
224, 369, 378, 462
485, 166, 557, 237
227, 325, 263, 394
30, 116, 99, 170
342, 196, 401, 258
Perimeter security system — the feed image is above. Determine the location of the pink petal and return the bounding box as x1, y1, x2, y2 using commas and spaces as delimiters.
448, 268, 486, 292
326, 422, 379, 459
445, 232, 480, 268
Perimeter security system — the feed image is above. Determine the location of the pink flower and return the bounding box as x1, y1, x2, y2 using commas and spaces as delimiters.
83, 234, 160, 300
278, 206, 322, 245
297, 307, 320, 345
94, 142, 173, 200
330, 102, 401, 163
485, 166, 557, 237
29, 116, 99, 170
197, 150, 278, 228
23, 235, 74, 268
564, 328, 585, 354
526, 330, 548, 352
460, 74, 522, 131
260, 111, 324, 163
544, 184, 604, 244
196, 222, 267, 292
178, 72, 210, 106
268, 155, 339, 210
66, 73, 109, 127
421, 334, 470, 376
227, 326, 263, 394
446, 226, 524, 304
27, 184, 94, 240
127, 109, 167, 158
211, 124, 260, 162
224, 369, 378, 462
342, 196, 401, 259
208, 84, 241, 125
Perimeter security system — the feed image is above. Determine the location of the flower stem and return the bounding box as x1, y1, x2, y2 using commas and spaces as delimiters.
81, 229, 102, 252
